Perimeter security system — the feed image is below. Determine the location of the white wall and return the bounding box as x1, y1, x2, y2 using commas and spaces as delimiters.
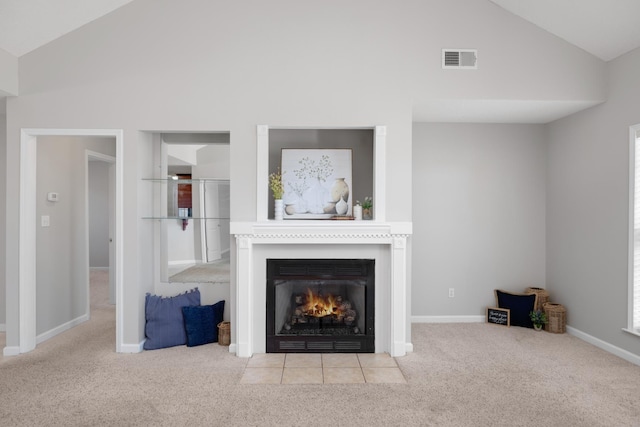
167, 144, 199, 166
547, 47, 640, 357
412, 123, 546, 317
194, 145, 230, 179
36, 136, 115, 336
89, 161, 110, 268
167, 220, 196, 264
4, 0, 605, 350
0, 48, 18, 96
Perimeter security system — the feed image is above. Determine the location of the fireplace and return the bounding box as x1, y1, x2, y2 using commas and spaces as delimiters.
230, 125, 411, 358
230, 218, 412, 357
266, 259, 375, 353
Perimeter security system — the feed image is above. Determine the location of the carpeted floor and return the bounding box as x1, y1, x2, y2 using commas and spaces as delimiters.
169, 258, 230, 283
1, 270, 640, 426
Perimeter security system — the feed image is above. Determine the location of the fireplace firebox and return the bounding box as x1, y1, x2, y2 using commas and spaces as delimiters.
266, 259, 374, 353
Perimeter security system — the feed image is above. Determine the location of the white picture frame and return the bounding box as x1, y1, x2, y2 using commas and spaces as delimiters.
281, 148, 352, 219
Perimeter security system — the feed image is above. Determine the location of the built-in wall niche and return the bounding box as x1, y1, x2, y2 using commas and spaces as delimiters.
147, 132, 231, 284
265, 128, 377, 220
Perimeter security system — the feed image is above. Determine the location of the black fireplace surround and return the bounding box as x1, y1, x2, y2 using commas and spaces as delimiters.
266, 259, 375, 353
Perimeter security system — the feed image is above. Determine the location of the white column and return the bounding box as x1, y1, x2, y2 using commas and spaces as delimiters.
235, 236, 253, 357
256, 125, 269, 222
390, 235, 407, 357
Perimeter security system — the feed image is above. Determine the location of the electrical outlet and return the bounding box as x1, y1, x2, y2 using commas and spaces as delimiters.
41, 215, 50, 227
448, 288, 455, 298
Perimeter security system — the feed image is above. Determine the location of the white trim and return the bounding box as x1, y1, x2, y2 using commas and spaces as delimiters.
86, 150, 116, 163
230, 221, 412, 358
19, 130, 37, 353
119, 341, 145, 353
36, 314, 89, 344
18, 129, 124, 354
3, 346, 20, 356
0, 323, 5, 332
85, 150, 116, 332
199, 181, 207, 262
374, 126, 386, 222
256, 125, 269, 221
622, 327, 640, 338
228, 343, 237, 354
629, 123, 640, 331
90, 267, 109, 271
405, 343, 414, 353
567, 326, 640, 367
411, 315, 486, 323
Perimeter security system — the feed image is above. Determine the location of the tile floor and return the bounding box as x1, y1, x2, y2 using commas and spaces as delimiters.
240, 353, 406, 384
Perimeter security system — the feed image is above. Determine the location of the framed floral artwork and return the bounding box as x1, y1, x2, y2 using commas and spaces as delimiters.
281, 148, 352, 219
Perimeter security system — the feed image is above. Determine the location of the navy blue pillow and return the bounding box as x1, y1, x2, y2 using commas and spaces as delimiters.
495, 290, 537, 328
182, 300, 225, 347
143, 288, 201, 350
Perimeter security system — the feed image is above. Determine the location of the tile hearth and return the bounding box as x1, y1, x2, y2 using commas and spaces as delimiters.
240, 353, 406, 384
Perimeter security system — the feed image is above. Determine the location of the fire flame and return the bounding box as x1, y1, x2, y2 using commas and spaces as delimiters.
303, 288, 341, 317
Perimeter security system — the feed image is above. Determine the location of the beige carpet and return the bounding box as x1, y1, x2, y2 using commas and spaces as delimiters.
169, 259, 230, 283
1, 270, 640, 426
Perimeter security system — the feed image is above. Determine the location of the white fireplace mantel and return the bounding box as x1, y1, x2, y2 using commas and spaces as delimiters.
230, 221, 412, 358
232, 125, 412, 357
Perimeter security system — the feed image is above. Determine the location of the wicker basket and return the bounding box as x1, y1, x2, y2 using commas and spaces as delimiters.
543, 302, 566, 334
525, 287, 550, 312
218, 321, 231, 346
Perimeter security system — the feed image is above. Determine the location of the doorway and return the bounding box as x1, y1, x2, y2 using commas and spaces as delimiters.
17, 129, 123, 354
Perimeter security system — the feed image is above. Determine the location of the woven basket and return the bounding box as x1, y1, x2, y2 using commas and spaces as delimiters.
543, 302, 566, 334
217, 321, 231, 346
525, 287, 550, 312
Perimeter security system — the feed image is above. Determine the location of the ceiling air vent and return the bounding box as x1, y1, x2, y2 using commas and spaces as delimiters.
442, 49, 477, 69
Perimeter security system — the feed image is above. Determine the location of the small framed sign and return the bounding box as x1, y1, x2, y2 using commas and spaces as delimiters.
487, 307, 510, 327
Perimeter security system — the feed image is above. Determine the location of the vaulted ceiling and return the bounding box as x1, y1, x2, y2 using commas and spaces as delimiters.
1, 1, 639, 122
489, 0, 640, 62
0, 0, 136, 57
1, 0, 638, 61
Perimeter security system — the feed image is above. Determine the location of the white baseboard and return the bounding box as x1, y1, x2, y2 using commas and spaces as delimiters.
412, 315, 485, 323
228, 343, 236, 354
405, 342, 414, 353
36, 314, 89, 345
168, 260, 197, 266
120, 341, 145, 353
3, 346, 20, 356
90, 267, 109, 271
566, 325, 640, 367
0, 323, 5, 332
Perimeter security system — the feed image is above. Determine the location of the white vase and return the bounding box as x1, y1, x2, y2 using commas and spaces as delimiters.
274, 199, 283, 220
335, 196, 348, 215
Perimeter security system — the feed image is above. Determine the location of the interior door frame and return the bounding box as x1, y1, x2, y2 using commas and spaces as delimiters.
19, 129, 124, 353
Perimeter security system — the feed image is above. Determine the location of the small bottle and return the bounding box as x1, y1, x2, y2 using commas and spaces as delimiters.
353, 204, 362, 220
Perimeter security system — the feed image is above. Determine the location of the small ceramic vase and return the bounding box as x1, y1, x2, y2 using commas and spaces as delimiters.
274, 199, 283, 220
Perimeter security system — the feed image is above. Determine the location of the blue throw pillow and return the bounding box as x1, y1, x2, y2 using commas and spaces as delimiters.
182, 300, 225, 347
495, 290, 537, 328
144, 288, 201, 350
